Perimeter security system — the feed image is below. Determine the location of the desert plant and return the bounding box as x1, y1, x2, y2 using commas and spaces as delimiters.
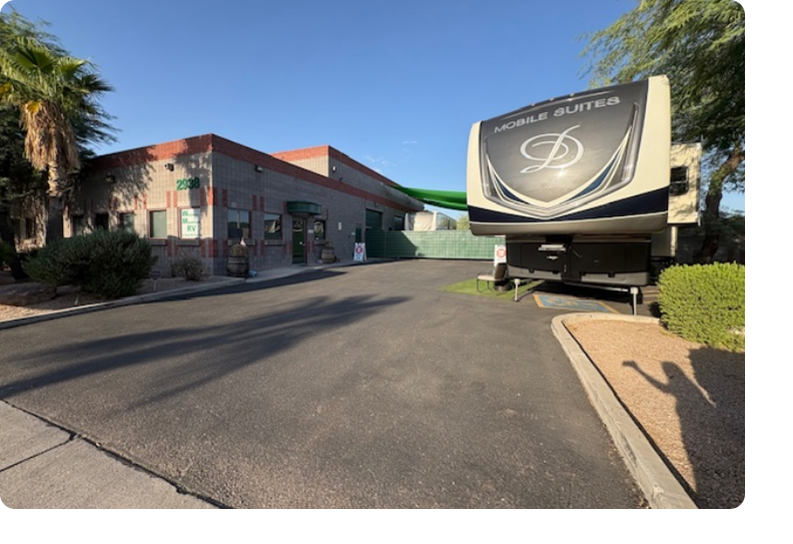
658, 262, 745, 351
171, 252, 207, 281
24, 229, 156, 298
21, 236, 76, 286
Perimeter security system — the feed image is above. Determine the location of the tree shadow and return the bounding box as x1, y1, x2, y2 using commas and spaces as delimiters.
623, 346, 744, 508
0, 293, 408, 408
150, 268, 346, 303
75, 146, 156, 222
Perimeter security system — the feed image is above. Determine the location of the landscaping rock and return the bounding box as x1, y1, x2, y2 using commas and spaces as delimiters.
0, 283, 57, 307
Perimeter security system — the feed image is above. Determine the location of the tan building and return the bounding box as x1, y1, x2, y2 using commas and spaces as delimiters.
69, 134, 423, 276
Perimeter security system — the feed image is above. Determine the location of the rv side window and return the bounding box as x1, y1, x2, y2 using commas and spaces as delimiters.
670, 167, 689, 196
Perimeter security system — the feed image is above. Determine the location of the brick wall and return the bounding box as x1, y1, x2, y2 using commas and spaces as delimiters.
74, 134, 424, 277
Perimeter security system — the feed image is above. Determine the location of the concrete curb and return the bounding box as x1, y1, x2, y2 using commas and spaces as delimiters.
551, 312, 697, 509
0, 277, 247, 331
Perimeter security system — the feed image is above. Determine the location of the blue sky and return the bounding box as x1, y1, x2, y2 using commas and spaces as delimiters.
3, 0, 745, 216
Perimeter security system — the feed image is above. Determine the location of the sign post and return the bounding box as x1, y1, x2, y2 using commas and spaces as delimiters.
149, 269, 162, 292
353, 243, 367, 263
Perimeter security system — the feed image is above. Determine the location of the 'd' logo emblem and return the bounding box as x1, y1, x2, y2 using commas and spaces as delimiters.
519, 125, 583, 174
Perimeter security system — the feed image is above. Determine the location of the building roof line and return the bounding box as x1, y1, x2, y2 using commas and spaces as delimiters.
87, 134, 421, 214
271, 145, 400, 188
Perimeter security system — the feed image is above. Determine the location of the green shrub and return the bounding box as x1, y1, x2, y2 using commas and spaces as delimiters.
21, 237, 76, 287
24, 229, 157, 299
171, 251, 207, 281
1, 240, 18, 269
658, 263, 745, 351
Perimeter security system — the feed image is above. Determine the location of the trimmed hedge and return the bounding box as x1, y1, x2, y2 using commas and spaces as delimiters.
658, 263, 745, 351
24, 229, 157, 299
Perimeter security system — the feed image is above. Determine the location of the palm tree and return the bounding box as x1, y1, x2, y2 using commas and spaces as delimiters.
1, 11, 113, 241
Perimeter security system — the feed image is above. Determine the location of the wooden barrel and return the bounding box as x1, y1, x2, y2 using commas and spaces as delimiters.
321, 248, 336, 263
230, 243, 248, 258
227, 255, 249, 277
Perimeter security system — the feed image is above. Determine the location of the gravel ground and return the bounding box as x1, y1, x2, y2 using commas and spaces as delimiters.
565, 320, 745, 509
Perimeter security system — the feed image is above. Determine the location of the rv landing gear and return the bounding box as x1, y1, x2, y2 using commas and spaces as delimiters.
630, 287, 639, 316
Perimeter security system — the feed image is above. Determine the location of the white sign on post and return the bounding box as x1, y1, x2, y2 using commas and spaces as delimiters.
494, 244, 507, 264
353, 243, 367, 262
181, 208, 201, 239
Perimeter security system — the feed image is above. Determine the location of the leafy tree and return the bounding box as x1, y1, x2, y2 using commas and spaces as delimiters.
0, 105, 47, 276
455, 213, 470, 231
0, 9, 114, 242
582, 0, 744, 263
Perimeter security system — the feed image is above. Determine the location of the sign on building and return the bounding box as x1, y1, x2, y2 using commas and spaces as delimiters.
181, 208, 201, 238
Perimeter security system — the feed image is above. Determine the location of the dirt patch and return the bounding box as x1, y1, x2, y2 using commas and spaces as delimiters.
566, 319, 745, 509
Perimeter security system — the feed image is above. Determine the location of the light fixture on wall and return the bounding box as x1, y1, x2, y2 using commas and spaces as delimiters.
105, 174, 116, 184
164, 163, 174, 171
255, 165, 264, 172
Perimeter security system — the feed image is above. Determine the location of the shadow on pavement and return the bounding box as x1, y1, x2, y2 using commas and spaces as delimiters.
0, 291, 407, 407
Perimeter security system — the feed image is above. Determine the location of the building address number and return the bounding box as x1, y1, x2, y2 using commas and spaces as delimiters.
176, 177, 200, 190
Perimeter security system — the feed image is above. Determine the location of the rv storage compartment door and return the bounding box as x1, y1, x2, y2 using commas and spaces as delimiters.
507, 240, 565, 279
569, 241, 651, 286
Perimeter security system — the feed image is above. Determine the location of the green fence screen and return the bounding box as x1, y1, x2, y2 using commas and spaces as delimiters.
366, 230, 504, 260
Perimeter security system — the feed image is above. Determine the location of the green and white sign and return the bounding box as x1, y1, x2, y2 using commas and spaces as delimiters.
181, 208, 201, 238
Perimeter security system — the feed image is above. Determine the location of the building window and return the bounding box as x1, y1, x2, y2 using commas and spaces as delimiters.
313, 219, 325, 240
264, 213, 282, 240
393, 215, 404, 231
119, 212, 135, 233
72, 214, 86, 236
228, 209, 250, 239
24, 217, 36, 239
149, 210, 167, 238
670, 166, 689, 196
95, 213, 109, 231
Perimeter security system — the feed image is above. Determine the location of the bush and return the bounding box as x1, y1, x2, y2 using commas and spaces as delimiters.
24, 229, 157, 299
1, 240, 18, 269
658, 263, 745, 351
171, 251, 207, 281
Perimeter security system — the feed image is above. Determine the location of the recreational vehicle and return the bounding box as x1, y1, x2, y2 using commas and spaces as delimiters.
466, 76, 701, 291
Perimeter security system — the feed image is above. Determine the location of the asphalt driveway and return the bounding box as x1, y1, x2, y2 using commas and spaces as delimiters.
0, 260, 644, 508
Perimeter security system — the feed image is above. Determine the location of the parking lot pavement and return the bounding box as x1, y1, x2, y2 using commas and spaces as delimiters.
0, 260, 645, 508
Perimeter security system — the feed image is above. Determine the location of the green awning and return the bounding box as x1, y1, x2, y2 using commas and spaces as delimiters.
286, 201, 322, 215
393, 187, 468, 211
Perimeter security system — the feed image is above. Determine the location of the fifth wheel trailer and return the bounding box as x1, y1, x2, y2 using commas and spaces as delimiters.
466, 76, 701, 291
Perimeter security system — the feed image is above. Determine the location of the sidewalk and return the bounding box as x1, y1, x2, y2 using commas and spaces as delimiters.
1, 262, 351, 509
